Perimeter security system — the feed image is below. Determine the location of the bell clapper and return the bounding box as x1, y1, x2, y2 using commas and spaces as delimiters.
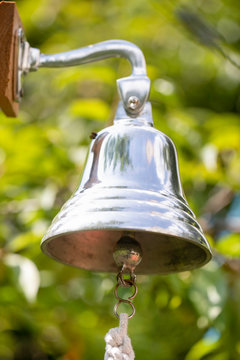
113, 236, 142, 319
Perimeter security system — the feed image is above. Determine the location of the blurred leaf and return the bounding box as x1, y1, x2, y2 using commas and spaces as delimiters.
69, 98, 110, 121
177, 7, 221, 49
216, 233, 240, 257
6, 232, 40, 253
185, 335, 220, 360
4, 254, 40, 302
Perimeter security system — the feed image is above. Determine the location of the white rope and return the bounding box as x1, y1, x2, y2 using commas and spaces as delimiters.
104, 313, 135, 360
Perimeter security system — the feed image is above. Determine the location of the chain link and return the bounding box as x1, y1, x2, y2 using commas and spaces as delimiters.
114, 267, 138, 319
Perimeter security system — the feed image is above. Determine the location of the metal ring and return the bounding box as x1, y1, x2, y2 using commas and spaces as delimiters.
117, 271, 136, 288
114, 300, 136, 319
114, 282, 138, 301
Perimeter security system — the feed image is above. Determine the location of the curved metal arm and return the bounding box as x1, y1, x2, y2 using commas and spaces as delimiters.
30, 40, 150, 116
39, 40, 146, 76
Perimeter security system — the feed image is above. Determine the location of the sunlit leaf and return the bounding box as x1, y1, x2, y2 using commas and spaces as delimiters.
69, 98, 110, 122
4, 254, 40, 302
216, 233, 240, 257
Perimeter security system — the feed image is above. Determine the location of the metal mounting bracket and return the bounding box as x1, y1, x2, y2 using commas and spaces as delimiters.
16, 28, 40, 102
18, 39, 150, 116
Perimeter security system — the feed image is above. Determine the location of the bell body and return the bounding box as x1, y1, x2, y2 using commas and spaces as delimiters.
41, 102, 212, 274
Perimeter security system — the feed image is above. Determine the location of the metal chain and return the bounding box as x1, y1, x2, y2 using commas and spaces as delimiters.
114, 268, 138, 319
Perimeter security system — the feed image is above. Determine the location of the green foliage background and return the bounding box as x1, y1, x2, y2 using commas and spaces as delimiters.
1, 0, 240, 359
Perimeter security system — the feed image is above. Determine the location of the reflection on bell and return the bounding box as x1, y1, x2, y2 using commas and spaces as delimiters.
41, 102, 212, 274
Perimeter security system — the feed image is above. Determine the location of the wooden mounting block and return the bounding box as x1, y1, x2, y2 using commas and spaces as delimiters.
0, 1, 23, 117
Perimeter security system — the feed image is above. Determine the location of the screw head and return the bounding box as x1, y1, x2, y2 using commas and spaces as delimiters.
127, 96, 140, 110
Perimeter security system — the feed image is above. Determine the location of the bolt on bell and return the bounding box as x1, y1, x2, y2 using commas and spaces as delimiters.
41, 102, 212, 274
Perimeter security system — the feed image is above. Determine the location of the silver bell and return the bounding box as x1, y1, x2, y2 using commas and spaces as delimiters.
41, 102, 212, 274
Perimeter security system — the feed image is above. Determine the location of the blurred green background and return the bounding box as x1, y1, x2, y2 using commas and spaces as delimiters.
1, 0, 240, 359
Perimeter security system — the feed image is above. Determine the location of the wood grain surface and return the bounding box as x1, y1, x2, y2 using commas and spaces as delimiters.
0, 1, 23, 117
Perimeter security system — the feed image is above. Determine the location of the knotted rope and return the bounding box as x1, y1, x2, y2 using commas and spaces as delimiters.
104, 313, 135, 360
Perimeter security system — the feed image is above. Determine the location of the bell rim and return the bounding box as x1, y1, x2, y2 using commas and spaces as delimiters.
41, 225, 212, 274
